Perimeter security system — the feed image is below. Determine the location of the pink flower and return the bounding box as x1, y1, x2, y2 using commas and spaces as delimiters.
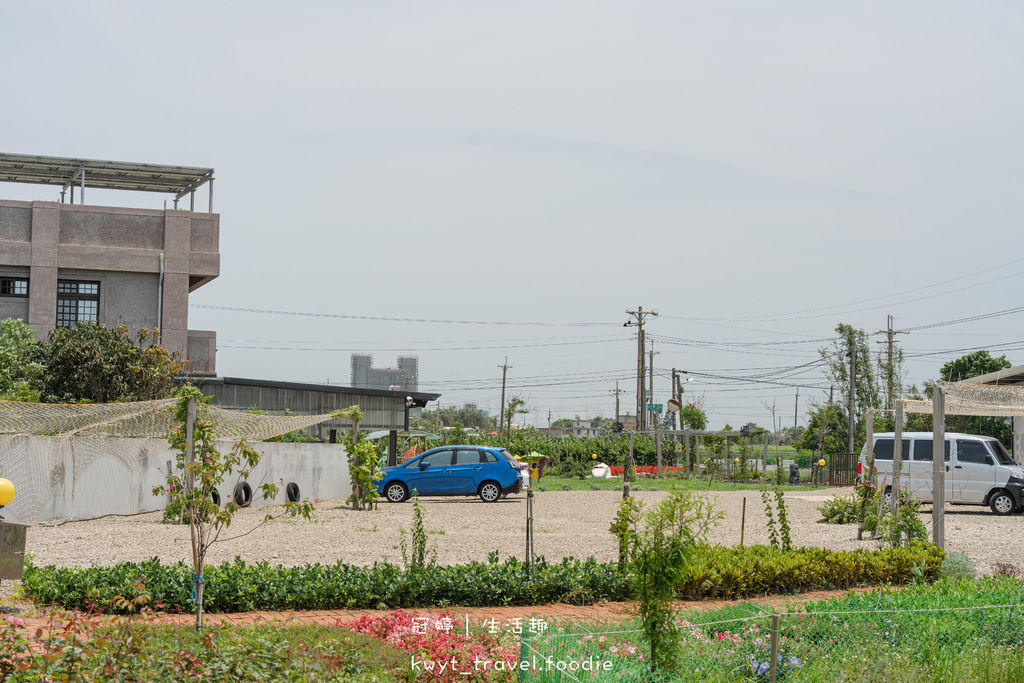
4, 616, 23, 627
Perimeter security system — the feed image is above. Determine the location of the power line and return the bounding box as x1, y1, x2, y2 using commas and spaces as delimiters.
191, 304, 619, 327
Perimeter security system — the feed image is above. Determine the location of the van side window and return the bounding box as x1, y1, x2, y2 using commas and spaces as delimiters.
872, 439, 908, 461
957, 441, 991, 465
912, 439, 950, 462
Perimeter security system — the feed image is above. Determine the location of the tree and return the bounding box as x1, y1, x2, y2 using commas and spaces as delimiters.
0, 319, 44, 401
503, 394, 529, 448
336, 405, 383, 510
939, 350, 1011, 382
154, 387, 314, 629
818, 324, 880, 450
37, 323, 181, 403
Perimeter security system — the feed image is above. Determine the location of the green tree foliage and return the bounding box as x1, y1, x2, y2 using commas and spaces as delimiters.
416, 405, 495, 431
939, 350, 1011, 382
503, 394, 528, 448
679, 402, 708, 430
37, 323, 181, 403
796, 401, 848, 454
335, 405, 383, 511
0, 318, 44, 401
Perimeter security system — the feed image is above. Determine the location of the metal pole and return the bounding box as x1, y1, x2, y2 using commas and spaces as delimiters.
185, 398, 197, 493
80, 166, 85, 205
861, 408, 874, 541
208, 177, 214, 213
769, 613, 781, 682
624, 431, 633, 498
656, 429, 662, 477
932, 384, 945, 548
848, 343, 857, 454
892, 401, 904, 519
190, 189, 195, 211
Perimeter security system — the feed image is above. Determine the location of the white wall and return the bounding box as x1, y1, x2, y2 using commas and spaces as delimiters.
0, 435, 350, 524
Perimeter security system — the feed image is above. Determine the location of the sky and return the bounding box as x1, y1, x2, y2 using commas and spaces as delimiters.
3, 1, 1024, 430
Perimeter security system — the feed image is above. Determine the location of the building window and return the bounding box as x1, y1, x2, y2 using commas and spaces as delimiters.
0, 278, 28, 297
56, 280, 100, 327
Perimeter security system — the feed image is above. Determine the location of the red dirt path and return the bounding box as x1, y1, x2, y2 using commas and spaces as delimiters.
12, 587, 872, 633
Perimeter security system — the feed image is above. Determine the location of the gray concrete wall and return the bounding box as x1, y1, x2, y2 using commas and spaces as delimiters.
0, 200, 220, 364
0, 435, 350, 524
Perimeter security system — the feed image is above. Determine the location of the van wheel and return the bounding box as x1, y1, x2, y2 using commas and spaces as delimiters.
990, 490, 1016, 516
881, 487, 893, 510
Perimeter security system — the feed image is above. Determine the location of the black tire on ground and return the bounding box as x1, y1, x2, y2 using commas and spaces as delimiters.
385, 482, 409, 503
990, 490, 1016, 516
479, 481, 502, 503
285, 482, 300, 502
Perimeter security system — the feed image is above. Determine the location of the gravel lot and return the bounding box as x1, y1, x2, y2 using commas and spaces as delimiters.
3, 488, 1023, 601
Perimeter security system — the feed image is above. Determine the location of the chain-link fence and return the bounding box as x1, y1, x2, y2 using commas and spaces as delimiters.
519, 602, 1024, 682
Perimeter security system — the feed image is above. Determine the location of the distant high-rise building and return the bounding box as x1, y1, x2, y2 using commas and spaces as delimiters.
350, 354, 419, 391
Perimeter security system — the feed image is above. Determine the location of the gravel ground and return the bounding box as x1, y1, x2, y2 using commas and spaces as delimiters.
3, 488, 1022, 602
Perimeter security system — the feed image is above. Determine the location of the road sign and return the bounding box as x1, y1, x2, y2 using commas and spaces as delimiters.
647, 404, 663, 412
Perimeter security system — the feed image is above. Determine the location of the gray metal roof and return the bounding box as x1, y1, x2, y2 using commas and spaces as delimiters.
0, 152, 213, 197
959, 365, 1024, 386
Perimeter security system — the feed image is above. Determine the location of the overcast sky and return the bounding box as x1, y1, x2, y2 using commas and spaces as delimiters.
4, 2, 1024, 429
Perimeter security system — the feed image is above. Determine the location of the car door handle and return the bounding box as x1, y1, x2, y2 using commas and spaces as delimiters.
946, 466, 949, 472
475, 467, 483, 470
954, 466, 962, 470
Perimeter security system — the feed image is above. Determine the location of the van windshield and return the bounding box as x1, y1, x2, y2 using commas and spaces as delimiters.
988, 440, 1015, 466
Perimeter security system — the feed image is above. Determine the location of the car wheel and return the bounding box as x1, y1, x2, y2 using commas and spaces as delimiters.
385, 482, 409, 503
990, 490, 1015, 516
479, 481, 502, 503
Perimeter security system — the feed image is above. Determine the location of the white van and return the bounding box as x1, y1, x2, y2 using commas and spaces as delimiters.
858, 432, 1024, 515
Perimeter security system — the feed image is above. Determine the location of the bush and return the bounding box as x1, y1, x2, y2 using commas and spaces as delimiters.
942, 551, 976, 580
22, 544, 945, 614
817, 493, 861, 524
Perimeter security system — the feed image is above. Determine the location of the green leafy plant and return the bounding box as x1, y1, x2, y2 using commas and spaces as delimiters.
399, 491, 436, 571
609, 495, 645, 570
161, 490, 217, 525
630, 490, 722, 674
941, 550, 976, 580
863, 488, 928, 547
817, 492, 861, 525
334, 405, 382, 511
761, 484, 792, 550
153, 386, 315, 628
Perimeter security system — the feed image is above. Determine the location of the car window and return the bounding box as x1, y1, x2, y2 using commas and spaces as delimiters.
988, 439, 1015, 466
873, 439, 909, 461
454, 449, 482, 465
912, 439, 950, 462
957, 440, 991, 465
481, 451, 498, 463
498, 449, 520, 465
420, 450, 453, 467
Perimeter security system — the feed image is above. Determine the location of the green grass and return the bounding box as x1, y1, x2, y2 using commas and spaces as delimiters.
535, 474, 823, 492
521, 578, 1024, 682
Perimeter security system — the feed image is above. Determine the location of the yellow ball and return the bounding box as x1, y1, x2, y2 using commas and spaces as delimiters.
592, 454, 597, 459
0, 478, 14, 507
734, 458, 740, 464
818, 459, 827, 467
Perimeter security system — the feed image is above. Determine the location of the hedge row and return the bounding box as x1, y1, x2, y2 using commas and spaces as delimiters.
21, 544, 944, 614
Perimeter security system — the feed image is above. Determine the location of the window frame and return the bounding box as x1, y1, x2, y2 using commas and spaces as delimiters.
0, 277, 29, 298
56, 279, 101, 328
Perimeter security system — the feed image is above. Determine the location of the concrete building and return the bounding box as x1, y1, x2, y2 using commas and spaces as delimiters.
0, 154, 218, 374
350, 354, 419, 391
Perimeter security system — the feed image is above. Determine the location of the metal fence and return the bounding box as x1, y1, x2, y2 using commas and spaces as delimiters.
827, 452, 859, 487
518, 603, 1024, 682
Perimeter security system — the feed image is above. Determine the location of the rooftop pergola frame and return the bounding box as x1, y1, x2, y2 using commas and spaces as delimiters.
0, 152, 215, 211
869, 381, 1024, 549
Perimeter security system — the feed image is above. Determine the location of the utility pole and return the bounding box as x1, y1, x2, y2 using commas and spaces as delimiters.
794, 388, 799, 433
875, 314, 905, 423
498, 357, 511, 438
848, 341, 857, 454
648, 340, 659, 431
610, 382, 624, 423
624, 307, 657, 432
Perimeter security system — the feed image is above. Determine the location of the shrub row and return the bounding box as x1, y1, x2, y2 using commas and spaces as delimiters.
22, 544, 944, 614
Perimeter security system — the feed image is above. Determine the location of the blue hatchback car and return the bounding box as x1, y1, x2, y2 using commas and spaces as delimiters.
377, 445, 524, 503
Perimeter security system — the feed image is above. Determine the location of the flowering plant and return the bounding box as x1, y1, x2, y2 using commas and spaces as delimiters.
341, 609, 518, 681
